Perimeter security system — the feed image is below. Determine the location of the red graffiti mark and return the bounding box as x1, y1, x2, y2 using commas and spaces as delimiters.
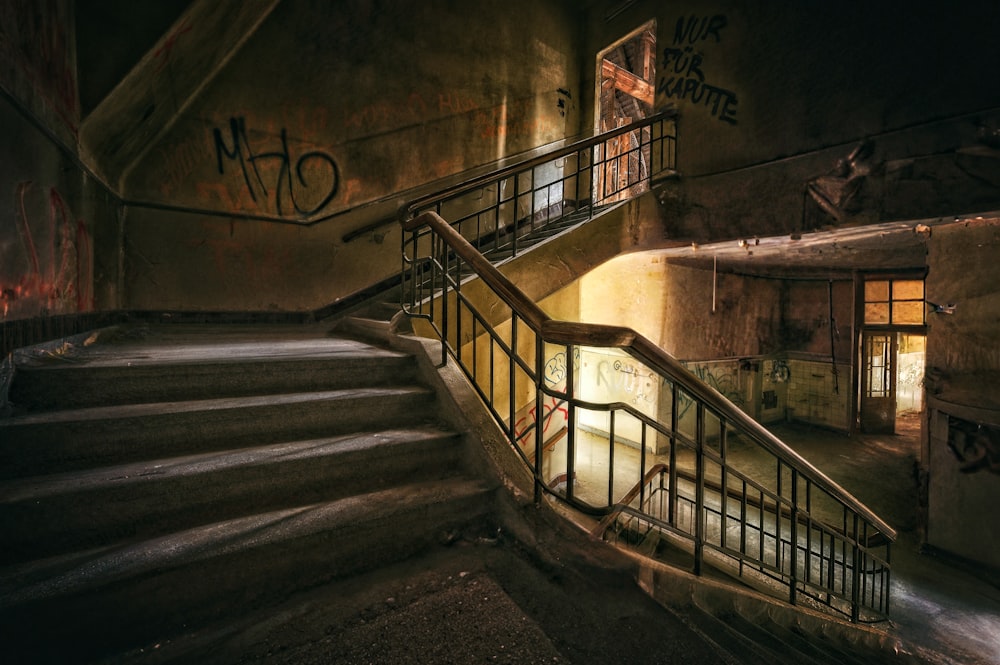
3, 182, 92, 318
514, 396, 568, 445
15, 181, 42, 280
154, 17, 193, 73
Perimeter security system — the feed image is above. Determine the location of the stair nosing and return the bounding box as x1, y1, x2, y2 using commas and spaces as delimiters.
0, 385, 433, 426
0, 425, 461, 503
0, 476, 493, 606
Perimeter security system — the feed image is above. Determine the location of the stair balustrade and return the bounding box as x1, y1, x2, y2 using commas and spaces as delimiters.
397, 115, 894, 624
400, 109, 677, 266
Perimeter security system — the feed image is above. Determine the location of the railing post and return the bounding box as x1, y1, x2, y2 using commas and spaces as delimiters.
668, 383, 678, 528
694, 403, 705, 576
851, 512, 861, 622
533, 339, 545, 505
720, 420, 728, 552
565, 343, 576, 503
885, 540, 892, 617
789, 468, 799, 606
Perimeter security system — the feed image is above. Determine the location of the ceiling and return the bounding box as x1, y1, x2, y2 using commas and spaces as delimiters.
652, 218, 944, 279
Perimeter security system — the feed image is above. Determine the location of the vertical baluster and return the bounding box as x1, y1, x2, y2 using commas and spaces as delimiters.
851, 513, 861, 623
609, 410, 617, 507
565, 343, 576, 503
694, 403, 705, 576
508, 317, 516, 446
740, 479, 747, 577
789, 468, 799, 606
805, 479, 813, 586
669, 384, 678, 528
533, 341, 544, 505
775, 459, 782, 571
885, 540, 892, 616
720, 420, 728, 551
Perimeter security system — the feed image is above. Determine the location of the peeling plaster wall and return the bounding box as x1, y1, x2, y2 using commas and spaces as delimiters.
924, 217, 1000, 568
115, 0, 582, 313
585, 0, 1000, 242
541, 253, 854, 430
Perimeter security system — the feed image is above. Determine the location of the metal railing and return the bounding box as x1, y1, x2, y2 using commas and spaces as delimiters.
399, 109, 677, 264
397, 117, 894, 623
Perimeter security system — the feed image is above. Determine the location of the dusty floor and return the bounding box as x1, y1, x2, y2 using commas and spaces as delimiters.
104, 413, 1000, 665
767, 416, 1000, 665
106, 529, 728, 665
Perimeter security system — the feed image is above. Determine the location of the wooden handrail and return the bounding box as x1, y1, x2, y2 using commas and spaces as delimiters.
401, 210, 897, 541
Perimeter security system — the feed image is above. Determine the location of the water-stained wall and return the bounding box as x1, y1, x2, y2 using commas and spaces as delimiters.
0, 0, 120, 324
585, 1, 1000, 242
924, 216, 1000, 568
110, 0, 582, 313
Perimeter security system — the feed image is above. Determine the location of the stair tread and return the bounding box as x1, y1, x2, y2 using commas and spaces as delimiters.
14, 334, 408, 369
0, 476, 493, 606
1, 385, 432, 427
0, 425, 459, 504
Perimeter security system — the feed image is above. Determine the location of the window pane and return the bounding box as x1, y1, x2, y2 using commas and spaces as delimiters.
892, 300, 925, 325
865, 280, 889, 302
893, 280, 924, 301
865, 302, 890, 324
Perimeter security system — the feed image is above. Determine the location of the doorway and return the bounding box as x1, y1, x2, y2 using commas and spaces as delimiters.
595, 20, 655, 204
858, 276, 927, 434
860, 331, 925, 434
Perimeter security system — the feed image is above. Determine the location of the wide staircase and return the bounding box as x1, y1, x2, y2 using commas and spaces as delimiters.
0, 321, 935, 665
0, 323, 497, 662
0, 114, 945, 664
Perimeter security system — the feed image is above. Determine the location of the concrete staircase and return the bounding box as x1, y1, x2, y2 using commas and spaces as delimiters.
0, 323, 496, 662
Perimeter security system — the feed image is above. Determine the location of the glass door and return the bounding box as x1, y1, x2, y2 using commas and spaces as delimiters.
860, 331, 897, 433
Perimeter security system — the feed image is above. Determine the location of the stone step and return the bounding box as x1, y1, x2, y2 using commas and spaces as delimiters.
0, 386, 438, 479
0, 425, 463, 565
8, 334, 416, 412
0, 477, 496, 663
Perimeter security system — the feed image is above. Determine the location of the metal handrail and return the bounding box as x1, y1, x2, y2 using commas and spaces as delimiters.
398, 114, 894, 621
399, 108, 678, 220
397, 110, 677, 268
400, 205, 896, 620
403, 209, 895, 540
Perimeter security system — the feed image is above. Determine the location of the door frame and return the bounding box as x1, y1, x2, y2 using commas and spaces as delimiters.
595, 20, 656, 204
859, 330, 898, 433
851, 271, 928, 434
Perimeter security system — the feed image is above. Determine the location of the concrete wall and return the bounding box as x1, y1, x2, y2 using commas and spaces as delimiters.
924, 216, 1000, 568
584, 1, 1000, 242
0, 1, 121, 322
532, 250, 853, 431
112, 0, 583, 313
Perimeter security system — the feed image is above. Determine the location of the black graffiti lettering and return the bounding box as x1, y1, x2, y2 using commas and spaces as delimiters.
657, 76, 739, 125
674, 14, 727, 45
213, 117, 265, 202
718, 94, 738, 125
213, 116, 339, 217
662, 46, 705, 81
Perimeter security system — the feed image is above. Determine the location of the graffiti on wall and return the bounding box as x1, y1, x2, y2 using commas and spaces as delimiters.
596, 358, 658, 406
211, 116, 340, 217
514, 395, 568, 448
2, 181, 91, 318
947, 416, 1000, 475
657, 14, 738, 125
542, 348, 580, 389
676, 362, 747, 419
